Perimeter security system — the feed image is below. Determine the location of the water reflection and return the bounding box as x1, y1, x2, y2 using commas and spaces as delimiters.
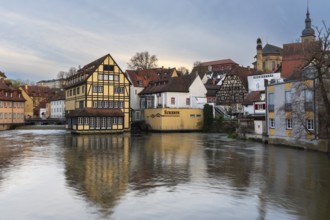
0, 131, 329, 220
64, 134, 130, 217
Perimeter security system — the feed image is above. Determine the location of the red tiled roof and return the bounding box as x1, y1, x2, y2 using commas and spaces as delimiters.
242, 91, 262, 105
139, 73, 198, 95
126, 68, 177, 87
67, 108, 124, 117
281, 41, 320, 78
0, 79, 25, 102
199, 59, 237, 67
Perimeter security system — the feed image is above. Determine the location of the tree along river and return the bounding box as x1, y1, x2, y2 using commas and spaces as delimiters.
0, 129, 329, 220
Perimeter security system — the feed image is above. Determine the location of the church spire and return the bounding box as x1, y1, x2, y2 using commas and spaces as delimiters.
301, 0, 315, 42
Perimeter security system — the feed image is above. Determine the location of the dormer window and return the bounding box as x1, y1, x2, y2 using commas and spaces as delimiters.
104, 65, 114, 72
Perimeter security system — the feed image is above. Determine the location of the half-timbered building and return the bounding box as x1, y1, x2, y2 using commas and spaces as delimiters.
65, 54, 130, 133
216, 66, 252, 116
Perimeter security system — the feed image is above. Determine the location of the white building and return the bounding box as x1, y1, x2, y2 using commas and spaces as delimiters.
247, 72, 282, 92
50, 92, 65, 119
139, 73, 207, 109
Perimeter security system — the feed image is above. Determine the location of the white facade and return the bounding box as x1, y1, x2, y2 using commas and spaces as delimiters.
247, 72, 282, 92
141, 75, 207, 109
130, 86, 144, 110
50, 100, 65, 118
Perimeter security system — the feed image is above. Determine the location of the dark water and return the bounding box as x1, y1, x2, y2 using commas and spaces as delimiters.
0, 130, 329, 220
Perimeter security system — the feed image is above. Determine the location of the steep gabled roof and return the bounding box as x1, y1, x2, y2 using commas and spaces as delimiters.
242, 91, 262, 105
191, 59, 238, 80
227, 66, 253, 90
126, 67, 178, 87
139, 73, 197, 95
281, 41, 320, 78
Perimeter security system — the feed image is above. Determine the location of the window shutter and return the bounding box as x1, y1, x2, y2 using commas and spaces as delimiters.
255, 104, 258, 110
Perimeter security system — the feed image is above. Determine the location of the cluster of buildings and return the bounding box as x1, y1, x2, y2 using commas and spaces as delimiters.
0, 8, 329, 151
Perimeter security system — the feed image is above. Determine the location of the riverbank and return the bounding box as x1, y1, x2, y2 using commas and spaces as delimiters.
15, 125, 66, 130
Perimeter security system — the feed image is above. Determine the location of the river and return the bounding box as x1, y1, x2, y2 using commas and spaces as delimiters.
0, 129, 329, 220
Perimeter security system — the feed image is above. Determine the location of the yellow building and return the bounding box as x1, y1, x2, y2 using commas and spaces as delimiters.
0, 78, 25, 130
19, 87, 33, 118
65, 54, 130, 134
144, 108, 203, 131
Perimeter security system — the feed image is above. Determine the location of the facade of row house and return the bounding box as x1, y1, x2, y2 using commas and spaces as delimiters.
20, 85, 54, 118
65, 54, 130, 134
50, 91, 66, 119
139, 73, 207, 131
0, 78, 25, 130
125, 67, 181, 121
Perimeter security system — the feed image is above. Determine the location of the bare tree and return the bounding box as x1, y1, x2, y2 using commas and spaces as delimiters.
280, 22, 330, 140
127, 51, 158, 70
65, 67, 77, 78
177, 66, 190, 75
193, 61, 201, 67
57, 71, 66, 79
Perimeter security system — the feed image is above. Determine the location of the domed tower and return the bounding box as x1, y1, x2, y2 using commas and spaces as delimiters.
256, 38, 263, 72
301, 6, 315, 42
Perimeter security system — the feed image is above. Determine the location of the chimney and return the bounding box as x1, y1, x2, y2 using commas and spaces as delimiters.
256, 38, 263, 72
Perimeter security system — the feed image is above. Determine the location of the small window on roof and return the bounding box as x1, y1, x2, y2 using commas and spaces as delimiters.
104, 65, 114, 71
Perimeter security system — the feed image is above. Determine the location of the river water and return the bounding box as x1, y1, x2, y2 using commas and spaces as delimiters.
0, 129, 329, 220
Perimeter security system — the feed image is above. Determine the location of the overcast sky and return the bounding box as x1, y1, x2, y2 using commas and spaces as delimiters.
0, 0, 329, 81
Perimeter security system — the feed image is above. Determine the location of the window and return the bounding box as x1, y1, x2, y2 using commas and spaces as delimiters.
114, 87, 124, 94
268, 93, 274, 112
93, 101, 98, 108
98, 74, 104, 80
103, 65, 114, 71
93, 86, 104, 93
285, 91, 291, 103
118, 117, 123, 125
171, 97, 175, 105
186, 98, 190, 106
79, 101, 84, 109
286, 119, 292, 129
114, 75, 119, 81
77, 87, 80, 94
84, 117, 89, 125
107, 117, 113, 128
269, 118, 275, 128
306, 119, 314, 130
78, 117, 84, 125
90, 117, 95, 128
73, 88, 76, 95
305, 90, 313, 102
101, 117, 107, 129
255, 104, 266, 110
0, 113, 2, 118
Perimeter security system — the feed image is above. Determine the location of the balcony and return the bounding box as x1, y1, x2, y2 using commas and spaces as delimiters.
305, 102, 313, 111
268, 104, 274, 112
284, 103, 292, 112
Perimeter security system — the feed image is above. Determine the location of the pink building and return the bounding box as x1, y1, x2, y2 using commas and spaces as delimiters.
0, 78, 26, 130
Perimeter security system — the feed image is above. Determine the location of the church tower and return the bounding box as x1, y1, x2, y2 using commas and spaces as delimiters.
301, 4, 315, 42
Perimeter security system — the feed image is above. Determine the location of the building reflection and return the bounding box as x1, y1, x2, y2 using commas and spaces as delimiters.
129, 133, 201, 193
64, 134, 130, 217
259, 146, 330, 220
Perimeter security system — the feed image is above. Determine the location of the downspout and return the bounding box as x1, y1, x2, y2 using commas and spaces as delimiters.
265, 79, 269, 143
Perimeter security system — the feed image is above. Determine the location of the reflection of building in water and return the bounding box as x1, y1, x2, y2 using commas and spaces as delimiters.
203, 138, 255, 189
64, 134, 129, 217
129, 133, 206, 192
260, 147, 330, 220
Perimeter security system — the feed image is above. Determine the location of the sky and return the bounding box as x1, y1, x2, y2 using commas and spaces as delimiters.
0, 0, 329, 82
